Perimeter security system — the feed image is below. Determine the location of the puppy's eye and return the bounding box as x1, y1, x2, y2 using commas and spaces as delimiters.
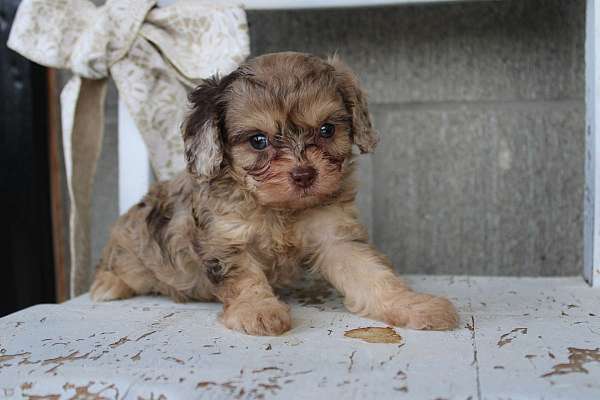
319, 123, 335, 138
249, 133, 269, 150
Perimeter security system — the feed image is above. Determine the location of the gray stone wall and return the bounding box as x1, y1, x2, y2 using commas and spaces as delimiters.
90, 0, 584, 276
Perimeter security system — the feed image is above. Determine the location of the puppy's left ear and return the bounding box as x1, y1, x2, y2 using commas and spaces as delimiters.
328, 55, 379, 153
182, 71, 237, 178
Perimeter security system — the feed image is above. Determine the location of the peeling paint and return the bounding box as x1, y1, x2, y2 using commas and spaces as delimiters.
40, 351, 91, 375
0, 352, 30, 363
344, 327, 403, 344
136, 331, 157, 341
195, 367, 311, 398
163, 356, 185, 365
252, 367, 281, 373
131, 350, 143, 361
42, 351, 90, 365
497, 328, 528, 347
289, 279, 334, 305
542, 348, 600, 378
109, 336, 130, 348
465, 316, 475, 332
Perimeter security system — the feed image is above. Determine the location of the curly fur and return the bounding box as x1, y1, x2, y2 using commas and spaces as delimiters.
91, 52, 458, 335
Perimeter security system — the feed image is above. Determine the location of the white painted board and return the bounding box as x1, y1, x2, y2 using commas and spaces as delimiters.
585, 0, 600, 287
1, 276, 599, 399
118, 100, 152, 214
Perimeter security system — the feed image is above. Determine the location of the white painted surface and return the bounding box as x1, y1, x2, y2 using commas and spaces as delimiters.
1, 276, 599, 399
118, 100, 152, 214
585, 0, 600, 287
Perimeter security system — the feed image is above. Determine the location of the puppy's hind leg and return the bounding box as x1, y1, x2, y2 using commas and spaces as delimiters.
90, 269, 135, 302
90, 221, 158, 301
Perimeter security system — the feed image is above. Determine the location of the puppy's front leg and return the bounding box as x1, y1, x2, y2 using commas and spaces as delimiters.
213, 255, 291, 336
315, 241, 458, 330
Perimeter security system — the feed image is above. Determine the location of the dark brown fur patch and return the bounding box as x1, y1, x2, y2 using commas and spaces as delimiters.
145, 185, 174, 252
182, 71, 241, 177
192, 203, 212, 230
205, 259, 225, 285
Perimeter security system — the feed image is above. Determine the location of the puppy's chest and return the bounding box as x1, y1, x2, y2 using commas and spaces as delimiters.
248, 223, 304, 286
247, 218, 303, 267
210, 210, 305, 270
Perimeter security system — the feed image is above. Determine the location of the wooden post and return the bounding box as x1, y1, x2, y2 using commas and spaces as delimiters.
47, 68, 68, 302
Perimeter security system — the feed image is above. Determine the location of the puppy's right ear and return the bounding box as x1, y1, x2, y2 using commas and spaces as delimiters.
182, 73, 236, 178
328, 55, 379, 154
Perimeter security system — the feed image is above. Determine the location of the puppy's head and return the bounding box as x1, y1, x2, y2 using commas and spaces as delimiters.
183, 52, 378, 209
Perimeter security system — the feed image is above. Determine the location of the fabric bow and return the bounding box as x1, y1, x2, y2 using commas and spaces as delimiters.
8, 0, 249, 297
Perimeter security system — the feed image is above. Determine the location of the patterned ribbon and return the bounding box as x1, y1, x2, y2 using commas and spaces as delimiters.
8, 0, 249, 297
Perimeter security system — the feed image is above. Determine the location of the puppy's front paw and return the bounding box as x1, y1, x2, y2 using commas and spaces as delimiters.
220, 298, 291, 336
384, 293, 459, 331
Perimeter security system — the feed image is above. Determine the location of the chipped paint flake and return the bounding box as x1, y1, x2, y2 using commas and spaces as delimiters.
109, 336, 130, 348
136, 331, 157, 341
163, 356, 185, 365
542, 348, 600, 378
344, 327, 403, 344
42, 351, 90, 365
497, 328, 528, 347
0, 352, 31, 363
130, 350, 143, 361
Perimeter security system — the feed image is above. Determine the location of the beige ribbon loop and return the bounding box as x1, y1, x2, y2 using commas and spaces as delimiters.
8, 0, 249, 297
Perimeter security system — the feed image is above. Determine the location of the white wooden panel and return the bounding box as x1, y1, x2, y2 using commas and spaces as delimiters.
118, 100, 152, 214
585, 0, 600, 287
1, 276, 599, 399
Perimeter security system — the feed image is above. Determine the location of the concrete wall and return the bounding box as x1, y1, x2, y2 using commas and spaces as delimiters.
89, 0, 585, 276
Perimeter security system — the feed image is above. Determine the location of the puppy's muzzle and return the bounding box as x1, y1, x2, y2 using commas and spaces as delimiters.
290, 166, 317, 189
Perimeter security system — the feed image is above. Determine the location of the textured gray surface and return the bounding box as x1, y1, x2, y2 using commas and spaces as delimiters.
247, 0, 584, 103
88, 0, 584, 276
370, 101, 583, 276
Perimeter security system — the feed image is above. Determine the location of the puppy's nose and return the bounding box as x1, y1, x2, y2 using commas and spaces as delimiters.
290, 166, 317, 188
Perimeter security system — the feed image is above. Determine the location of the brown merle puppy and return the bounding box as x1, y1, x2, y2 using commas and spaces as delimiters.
91, 52, 459, 335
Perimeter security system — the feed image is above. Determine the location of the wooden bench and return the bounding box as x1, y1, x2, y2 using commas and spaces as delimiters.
2, 1, 600, 399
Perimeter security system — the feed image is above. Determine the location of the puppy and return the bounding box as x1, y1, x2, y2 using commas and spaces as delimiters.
91, 52, 459, 335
